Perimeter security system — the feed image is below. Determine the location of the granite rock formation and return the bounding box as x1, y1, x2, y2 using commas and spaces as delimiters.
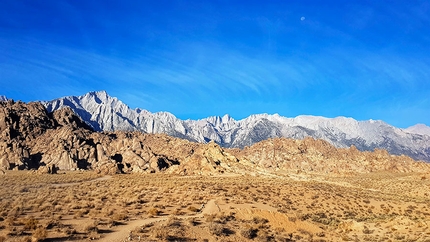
232, 137, 429, 174
0, 100, 238, 175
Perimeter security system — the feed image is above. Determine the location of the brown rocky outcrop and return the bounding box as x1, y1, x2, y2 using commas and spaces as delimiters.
0, 100, 238, 174
0, 100, 54, 140
173, 140, 240, 175
0, 100, 54, 170
37, 164, 58, 174
231, 137, 430, 174
50, 106, 93, 130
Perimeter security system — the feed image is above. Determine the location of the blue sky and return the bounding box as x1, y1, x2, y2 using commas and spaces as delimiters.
1, 0, 429, 128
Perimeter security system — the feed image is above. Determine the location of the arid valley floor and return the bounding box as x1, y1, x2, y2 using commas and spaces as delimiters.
1, 171, 430, 242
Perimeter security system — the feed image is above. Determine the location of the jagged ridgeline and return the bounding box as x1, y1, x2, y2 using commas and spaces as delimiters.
1, 99, 430, 175
42, 91, 430, 162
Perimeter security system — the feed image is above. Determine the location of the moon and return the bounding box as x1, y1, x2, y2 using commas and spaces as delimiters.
300, 16, 305, 21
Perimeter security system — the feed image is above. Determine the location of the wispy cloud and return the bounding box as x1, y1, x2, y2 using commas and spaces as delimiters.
2, 36, 429, 108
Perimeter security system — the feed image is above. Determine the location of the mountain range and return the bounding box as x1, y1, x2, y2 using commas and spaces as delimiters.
1, 98, 429, 175
37, 91, 430, 162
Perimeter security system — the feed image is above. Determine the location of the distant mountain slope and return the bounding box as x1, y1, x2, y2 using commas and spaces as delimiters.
405, 124, 430, 136
42, 91, 430, 162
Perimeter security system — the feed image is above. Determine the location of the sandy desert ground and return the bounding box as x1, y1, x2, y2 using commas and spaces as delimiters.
1, 171, 430, 242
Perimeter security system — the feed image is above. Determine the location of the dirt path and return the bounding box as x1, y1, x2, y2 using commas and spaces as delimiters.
102, 199, 219, 242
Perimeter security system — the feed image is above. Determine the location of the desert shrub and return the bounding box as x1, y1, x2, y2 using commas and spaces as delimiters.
4, 216, 16, 227
32, 227, 47, 241
84, 220, 99, 233
240, 226, 258, 239
205, 214, 216, 222
23, 216, 38, 230
8, 206, 22, 217
172, 208, 184, 215
188, 206, 199, 212
19, 236, 32, 242
255, 229, 272, 242
288, 216, 297, 222
102, 207, 114, 216
217, 212, 236, 224
187, 217, 199, 226
165, 216, 181, 227
152, 226, 168, 239
208, 223, 224, 236
252, 216, 268, 224
341, 235, 351, 241
45, 219, 61, 229
148, 207, 160, 216
112, 212, 128, 221
62, 227, 77, 235
362, 226, 373, 234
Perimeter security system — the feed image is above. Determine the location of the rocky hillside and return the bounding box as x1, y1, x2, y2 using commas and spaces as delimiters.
42, 91, 430, 162
0, 100, 243, 175
232, 138, 429, 174
1, 99, 430, 175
